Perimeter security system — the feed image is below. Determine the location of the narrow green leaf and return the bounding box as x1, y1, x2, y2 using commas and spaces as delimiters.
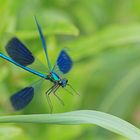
99, 64, 140, 113
67, 24, 140, 60
0, 125, 22, 140
0, 110, 139, 140
14, 22, 79, 40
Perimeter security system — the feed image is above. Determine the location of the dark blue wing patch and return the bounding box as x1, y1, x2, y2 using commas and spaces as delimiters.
10, 87, 34, 110
6, 37, 35, 66
57, 50, 73, 74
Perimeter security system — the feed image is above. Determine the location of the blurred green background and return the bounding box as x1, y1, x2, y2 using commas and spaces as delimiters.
0, 0, 140, 139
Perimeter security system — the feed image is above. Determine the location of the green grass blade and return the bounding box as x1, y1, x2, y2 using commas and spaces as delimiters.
14, 22, 79, 40
0, 110, 139, 140
0, 125, 22, 140
68, 24, 140, 60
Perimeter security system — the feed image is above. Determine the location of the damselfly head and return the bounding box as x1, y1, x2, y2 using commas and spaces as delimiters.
60, 78, 68, 87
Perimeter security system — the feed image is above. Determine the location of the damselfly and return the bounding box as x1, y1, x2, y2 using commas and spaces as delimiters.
0, 17, 78, 112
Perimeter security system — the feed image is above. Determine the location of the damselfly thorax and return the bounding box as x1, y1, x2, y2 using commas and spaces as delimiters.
48, 72, 68, 87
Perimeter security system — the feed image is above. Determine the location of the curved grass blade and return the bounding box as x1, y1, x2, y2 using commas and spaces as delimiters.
67, 24, 140, 61
0, 125, 22, 139
0, 110, 139, 140
14, 23, 79, 40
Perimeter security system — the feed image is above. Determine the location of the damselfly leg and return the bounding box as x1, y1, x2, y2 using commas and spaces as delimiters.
53, 85, 64, 106
46, 84, 65, 113
46, 84, 57, 113
67, 84, 80, 96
